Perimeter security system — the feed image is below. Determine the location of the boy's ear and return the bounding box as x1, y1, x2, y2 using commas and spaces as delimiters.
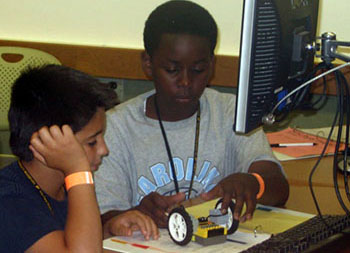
141, 51, 153, 79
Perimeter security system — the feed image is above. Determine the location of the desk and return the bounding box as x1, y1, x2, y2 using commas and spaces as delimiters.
103, 157, 350, 253
282, 156, 350, 215
280, 156, 350, 253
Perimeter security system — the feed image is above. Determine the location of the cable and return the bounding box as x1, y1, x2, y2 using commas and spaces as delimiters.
339, 71, 350, 201
264, 62, 350, 123
308, 99, 338, 221
292, 62, 327, 110
272, 63, 329, 124
307, 64, 350, 230
332, 69, 350, 215
304, 62, 329, 110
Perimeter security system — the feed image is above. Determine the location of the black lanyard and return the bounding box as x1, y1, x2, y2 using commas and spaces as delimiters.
18, 161, 54, 216
154, 96, 201, 199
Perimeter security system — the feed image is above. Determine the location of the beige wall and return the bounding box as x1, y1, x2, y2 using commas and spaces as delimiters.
0, 0, 349, 56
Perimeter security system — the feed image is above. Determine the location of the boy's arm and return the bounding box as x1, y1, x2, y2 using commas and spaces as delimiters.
134, 192, 186, 228
102, 210, 159, 240
248, 160, 289, 206
26, 125, 102, 253
201, 160, 289, 223
101, 192, 185, 231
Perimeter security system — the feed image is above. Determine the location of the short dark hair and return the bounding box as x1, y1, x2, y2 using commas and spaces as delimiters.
9, 64, 119, 161
143, 0, 218, 56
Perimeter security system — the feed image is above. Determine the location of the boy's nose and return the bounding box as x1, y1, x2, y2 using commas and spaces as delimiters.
179, 70, 190, 87
99, 139, 109, 157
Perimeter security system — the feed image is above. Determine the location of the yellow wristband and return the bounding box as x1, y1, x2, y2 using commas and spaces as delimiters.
65, 171, 94, 191
250, 173, 265, 199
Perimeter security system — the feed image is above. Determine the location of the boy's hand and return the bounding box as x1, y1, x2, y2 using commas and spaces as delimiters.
106, 210, 159, 240
136, 192, 186, 228
29, 125, 90, 175
200, 173, 259, 222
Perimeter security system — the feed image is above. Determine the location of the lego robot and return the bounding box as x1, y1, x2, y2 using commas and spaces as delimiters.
167, 198, 239, 246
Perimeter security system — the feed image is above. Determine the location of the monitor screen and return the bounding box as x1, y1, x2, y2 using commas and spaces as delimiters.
234, 0, 320, 134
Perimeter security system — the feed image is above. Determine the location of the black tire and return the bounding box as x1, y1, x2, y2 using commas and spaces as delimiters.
215, 198, 239, 234
167, 206, 193, 246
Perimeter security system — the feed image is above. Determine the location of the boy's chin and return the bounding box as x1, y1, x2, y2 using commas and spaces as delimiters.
90, 164, 99, 172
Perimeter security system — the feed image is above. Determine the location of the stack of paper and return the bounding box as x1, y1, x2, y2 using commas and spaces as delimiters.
103, 199, 313, 253
266, 126, 346, 161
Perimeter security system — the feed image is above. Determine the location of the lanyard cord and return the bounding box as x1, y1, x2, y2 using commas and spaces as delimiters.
154, 96, 201, 199
18, 161, 54, 216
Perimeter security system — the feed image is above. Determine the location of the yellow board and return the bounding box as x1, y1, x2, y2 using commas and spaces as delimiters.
183, 197, 313, 235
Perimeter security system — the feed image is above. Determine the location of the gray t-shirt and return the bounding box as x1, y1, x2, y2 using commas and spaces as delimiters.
95, 88, 280, 214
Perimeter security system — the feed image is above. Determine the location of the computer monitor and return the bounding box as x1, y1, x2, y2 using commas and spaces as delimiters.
234, 0, 320, 134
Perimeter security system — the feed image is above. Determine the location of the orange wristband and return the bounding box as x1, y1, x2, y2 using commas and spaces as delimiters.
250, 173, 265, 199
65, 171, 94, 191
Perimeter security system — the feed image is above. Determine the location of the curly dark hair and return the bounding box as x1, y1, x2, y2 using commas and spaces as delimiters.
9, 64, 119, 161
143, 0, 218, 56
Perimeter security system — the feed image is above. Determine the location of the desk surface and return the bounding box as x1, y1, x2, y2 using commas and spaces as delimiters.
282, 156, 350, 215
102, 156, 350, 253
103, 156, 349, 253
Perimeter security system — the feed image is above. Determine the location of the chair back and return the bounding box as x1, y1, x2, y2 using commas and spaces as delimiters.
0, 46, 61, 130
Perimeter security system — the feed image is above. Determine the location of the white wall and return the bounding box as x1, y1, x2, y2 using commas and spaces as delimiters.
1, 0, 349, 56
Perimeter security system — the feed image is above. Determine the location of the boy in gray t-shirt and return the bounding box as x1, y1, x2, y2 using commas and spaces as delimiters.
95, 0, 289, 235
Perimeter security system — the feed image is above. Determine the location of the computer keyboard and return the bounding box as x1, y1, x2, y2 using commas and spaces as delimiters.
242, 214, 350, 253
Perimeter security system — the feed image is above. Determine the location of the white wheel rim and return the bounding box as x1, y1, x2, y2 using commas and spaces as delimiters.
168, 212, 188, 242
216, 202, 233, 230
